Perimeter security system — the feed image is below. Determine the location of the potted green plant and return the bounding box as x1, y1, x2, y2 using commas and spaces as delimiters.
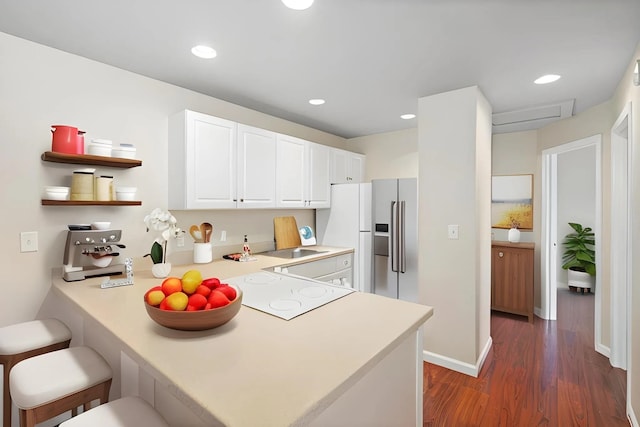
561, 222, 595, 291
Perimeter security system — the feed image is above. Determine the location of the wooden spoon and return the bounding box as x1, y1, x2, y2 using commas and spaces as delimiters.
201, 222, 213, 243
189, 225, 203, 243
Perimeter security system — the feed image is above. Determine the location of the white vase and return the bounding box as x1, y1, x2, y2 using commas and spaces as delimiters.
151, 263, 171, 278
507, 227, 521, 243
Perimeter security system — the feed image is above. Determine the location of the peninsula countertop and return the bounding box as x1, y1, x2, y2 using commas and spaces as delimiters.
51, 247, 433, 426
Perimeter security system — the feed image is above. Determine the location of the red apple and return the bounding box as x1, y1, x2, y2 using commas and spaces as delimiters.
194, 284, 211, 298
208, 290, 230, 308
202, 277, 221, 289
188, 293, 208, 310
215, 285, 237, 301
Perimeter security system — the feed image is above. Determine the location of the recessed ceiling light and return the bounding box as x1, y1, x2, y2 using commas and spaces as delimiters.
309, 99, 325, 105
400, 114, 416, 120
282, 0, 314, 10
191, 45, 217, 59
534, 74, 561, 84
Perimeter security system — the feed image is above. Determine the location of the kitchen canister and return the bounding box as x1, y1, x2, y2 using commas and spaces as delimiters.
51, 125, 84, 155
95, 175, 113, 201
193, 243, 213, 264
70, 168, 95, 201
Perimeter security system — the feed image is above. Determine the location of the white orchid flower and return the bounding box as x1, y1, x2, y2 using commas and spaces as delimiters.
144, 208, 184, 264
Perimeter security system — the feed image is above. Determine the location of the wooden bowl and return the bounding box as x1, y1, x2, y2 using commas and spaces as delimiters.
144, 287, 242, 331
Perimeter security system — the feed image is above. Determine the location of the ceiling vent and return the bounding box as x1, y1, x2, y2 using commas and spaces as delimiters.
492, 99, 574, 134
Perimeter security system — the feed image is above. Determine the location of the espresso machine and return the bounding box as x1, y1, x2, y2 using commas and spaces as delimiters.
62, 229, 126, 281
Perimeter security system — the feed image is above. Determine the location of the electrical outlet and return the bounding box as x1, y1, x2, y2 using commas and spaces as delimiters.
176, 234, 185, 248
220, 230, 227, 242
20, 231, 38, 252
448, 225, 459, 240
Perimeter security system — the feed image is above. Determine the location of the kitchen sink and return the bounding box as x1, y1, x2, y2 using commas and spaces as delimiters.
264, 248, 328, 259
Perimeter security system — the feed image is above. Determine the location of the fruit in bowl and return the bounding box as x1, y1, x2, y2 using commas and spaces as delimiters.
144, 270, 242, 331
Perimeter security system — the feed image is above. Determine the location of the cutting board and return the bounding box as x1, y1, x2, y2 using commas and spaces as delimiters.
274, 216, 302, 250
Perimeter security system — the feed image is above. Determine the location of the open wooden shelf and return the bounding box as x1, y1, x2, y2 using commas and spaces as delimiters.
41, 151, 142, 168
42, 200, 142, 206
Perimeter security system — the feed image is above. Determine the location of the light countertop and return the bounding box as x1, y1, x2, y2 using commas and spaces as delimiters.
51, 246, 433, 426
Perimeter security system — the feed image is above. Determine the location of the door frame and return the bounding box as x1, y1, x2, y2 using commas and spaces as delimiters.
610, 102, 632, 373
540, 135, 602, 344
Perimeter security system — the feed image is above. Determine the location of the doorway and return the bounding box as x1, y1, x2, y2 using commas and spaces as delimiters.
610, 102, 632, 371
540, 135, 602, 344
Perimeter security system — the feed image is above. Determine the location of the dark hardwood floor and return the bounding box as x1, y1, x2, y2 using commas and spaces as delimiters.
423, 289, 629, 426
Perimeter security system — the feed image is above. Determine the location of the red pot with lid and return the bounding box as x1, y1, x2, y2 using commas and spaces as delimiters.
51, 125, 84, 154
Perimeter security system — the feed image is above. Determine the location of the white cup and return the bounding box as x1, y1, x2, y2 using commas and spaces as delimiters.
193, 243, 213, 264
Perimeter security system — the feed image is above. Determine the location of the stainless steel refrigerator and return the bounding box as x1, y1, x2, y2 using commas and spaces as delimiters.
372, 178, 418, 302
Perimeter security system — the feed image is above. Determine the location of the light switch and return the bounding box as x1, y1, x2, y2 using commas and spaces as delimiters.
448, 225, 459, 240
20, 231, 38, 252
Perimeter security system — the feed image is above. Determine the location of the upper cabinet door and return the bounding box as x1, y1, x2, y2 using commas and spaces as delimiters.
306, 142, 331, 208
276, 134, 307, 208
237, 124, 276, 209
330, 148, 366, 184
169, 110, 237, 209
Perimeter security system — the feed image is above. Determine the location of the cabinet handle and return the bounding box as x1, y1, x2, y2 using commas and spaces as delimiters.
498, 252, 504, 258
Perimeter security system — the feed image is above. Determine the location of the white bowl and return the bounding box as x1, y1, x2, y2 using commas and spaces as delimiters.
91, 221, 111, 230
44, 186, 70, 200
115, 187, 137, 201
87, 139, 113, 157
111, 144, 136, 159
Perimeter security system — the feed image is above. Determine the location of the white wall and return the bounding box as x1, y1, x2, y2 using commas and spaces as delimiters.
0, 31, 344, 327
556, 146, 596, 288
610, 43, 640, 425
418, 86, 491, 374
491, 130, 537, 243
348, 128, 418, 181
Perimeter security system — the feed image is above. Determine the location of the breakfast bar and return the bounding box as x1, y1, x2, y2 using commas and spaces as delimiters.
48, 250, 433, 426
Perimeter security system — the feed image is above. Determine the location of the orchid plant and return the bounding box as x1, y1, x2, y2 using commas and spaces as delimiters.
143, 208, 183, 264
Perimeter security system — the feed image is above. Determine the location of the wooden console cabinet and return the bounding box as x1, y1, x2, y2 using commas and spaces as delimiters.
491, 241, 534, 323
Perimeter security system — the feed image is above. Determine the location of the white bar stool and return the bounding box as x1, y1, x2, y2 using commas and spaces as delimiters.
9, 346, 112, 427
0, 318, 72, 427
59, 396, 170, 427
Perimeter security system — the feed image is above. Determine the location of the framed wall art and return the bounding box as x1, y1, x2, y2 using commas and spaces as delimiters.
491, 174, 533, 230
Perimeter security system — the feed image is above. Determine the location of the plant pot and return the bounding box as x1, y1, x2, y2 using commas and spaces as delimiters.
151, 263, 171, 279
568, 268, 594, 290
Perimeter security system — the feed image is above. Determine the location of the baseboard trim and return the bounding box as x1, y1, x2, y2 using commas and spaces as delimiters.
628, 404, 638, 427
423, 336, 492, 378
595, 342, 611, 358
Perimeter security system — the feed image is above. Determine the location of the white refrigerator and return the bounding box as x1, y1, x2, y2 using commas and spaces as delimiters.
316, 183, 372, 293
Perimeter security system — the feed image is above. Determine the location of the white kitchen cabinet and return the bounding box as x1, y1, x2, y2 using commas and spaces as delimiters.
307, 142, 331, 208
276, 134, 306, 208
330, 148, 366, 183
237, 124, 276, 208
169, 110, 237, 209
170, 109, 328, 210
169, 111, 277, 209
276, 134, 331, 208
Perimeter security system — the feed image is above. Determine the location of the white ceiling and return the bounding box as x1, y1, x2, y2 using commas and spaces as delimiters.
1, 0, 639, 138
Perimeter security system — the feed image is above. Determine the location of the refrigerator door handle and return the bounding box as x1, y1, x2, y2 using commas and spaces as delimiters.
400, 200, 406, 273
391, 201, 398, 272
